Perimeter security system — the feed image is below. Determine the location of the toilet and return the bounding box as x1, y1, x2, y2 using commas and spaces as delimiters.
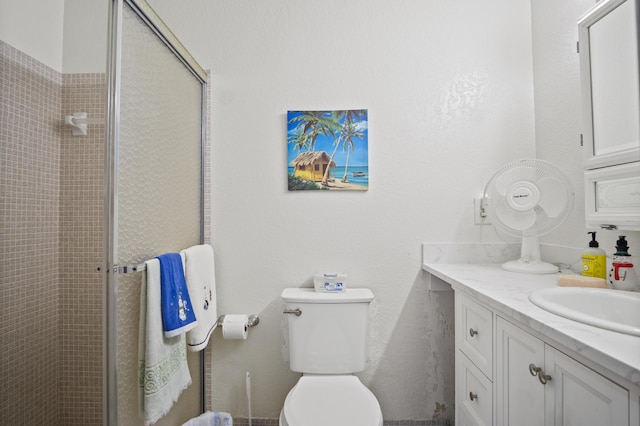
280, 288, 383, 426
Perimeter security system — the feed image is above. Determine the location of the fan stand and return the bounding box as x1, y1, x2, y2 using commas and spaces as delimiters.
502, 235, 559, 274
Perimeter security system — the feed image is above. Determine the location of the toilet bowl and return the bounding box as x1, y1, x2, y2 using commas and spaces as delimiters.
279, 375, 383, 426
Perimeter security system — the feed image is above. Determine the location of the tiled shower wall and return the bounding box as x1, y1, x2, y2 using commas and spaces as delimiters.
59, 72, 105, 425
0, 40, 104, 425
0, 40, 62, 426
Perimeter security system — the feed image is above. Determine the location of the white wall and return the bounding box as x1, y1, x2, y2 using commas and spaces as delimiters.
0, 0, 65, 71
62, 0, 108, 73
0, 0, 107, 73
533, 0, 593, 251
149, 0, 536, 420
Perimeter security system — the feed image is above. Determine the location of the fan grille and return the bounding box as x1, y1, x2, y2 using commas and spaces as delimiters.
483, 159, 574, 237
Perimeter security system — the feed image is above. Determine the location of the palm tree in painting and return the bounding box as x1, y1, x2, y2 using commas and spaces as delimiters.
288, 129, 310, 153
288, 111, 339, 152
320, 109, 367, 186
339, 109, 367, 126
339, 118, 364, 182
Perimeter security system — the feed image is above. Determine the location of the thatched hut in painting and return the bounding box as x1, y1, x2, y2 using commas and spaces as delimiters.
289, 151, 336, 182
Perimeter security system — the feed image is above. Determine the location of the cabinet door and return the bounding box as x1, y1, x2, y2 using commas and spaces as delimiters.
544, 346, 629, 426
496, 318, 545, 426
579, 0, 640, 170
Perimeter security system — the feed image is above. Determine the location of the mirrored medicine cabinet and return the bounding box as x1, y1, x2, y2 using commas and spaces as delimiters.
578, 0, 640, 230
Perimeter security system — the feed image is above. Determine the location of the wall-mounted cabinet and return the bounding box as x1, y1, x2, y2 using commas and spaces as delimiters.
578, 0, 640, 230
585, 162, 640, 230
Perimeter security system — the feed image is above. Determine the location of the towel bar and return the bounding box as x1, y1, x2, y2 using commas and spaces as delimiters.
114, 263, 146, 274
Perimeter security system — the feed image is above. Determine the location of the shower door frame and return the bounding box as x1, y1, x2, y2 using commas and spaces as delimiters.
104, 1, 208, 424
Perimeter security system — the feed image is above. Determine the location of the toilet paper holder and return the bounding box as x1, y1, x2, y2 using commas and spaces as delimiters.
215, 314, 260, 329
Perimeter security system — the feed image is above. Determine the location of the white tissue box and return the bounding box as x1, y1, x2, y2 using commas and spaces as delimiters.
313, 273, 347, 292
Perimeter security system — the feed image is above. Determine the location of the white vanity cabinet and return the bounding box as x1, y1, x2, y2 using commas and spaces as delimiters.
578, 0, 640, 230
496, 317, 629, 426
455, 292, 632, 426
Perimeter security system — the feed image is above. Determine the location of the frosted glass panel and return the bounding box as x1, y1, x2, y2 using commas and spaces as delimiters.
116, 3, 203, 425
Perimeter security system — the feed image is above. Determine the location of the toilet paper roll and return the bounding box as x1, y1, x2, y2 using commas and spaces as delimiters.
222, 314, 249, 340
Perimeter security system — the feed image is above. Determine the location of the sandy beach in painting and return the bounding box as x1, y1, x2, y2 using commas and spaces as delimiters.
323, 179, 367, 190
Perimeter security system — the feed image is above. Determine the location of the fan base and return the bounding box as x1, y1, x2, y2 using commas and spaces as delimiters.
502, 258, 558, 274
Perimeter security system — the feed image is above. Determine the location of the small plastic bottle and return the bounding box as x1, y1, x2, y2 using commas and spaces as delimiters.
582, 231, 606, 279
608, 236, 638, 291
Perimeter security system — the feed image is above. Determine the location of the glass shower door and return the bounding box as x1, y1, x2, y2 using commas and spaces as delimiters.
106, 1, 207, 424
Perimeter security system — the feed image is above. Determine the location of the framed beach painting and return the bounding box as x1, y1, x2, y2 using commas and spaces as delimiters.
287, 109, 368, 191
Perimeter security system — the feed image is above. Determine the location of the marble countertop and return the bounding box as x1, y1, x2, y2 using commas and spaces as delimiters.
423, 262, 640, 389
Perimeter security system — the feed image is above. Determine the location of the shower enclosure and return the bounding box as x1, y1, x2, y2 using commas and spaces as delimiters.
0, 0, 208, 424
106, 0, 208, 424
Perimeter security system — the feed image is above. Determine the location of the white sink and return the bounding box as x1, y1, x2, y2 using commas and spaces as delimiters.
528, 287, 640, 337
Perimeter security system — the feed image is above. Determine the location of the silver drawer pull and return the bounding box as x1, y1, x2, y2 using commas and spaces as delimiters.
538, 371, 552, 385
529, 363, 551, 384
283, 308, 302, 316
469, 328, 478, 337
469, 392, 478, 401
529, 363, 542, 376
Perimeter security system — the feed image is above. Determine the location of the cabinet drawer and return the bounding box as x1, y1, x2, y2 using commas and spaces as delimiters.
584, 161, 640, 230
457, 351, 493, 426
456, 293, 493, 378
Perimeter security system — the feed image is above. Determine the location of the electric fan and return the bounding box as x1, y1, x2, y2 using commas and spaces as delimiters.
483, 159, 574, 274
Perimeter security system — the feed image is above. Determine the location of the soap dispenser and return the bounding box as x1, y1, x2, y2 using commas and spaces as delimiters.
608, 236, 638, 291
582, 231, 606, 279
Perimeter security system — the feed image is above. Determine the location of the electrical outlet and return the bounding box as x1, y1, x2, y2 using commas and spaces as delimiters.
474, 197, 491, 225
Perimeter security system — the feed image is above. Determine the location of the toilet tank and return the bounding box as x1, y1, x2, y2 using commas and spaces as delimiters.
281, 288, 374, 374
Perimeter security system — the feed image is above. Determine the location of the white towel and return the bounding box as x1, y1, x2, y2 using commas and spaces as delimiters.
181, 411, 233, 426
181, 244, 218, 352
138, 258, 192, 426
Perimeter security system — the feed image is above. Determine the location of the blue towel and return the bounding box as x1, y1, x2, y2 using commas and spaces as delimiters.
157, 253, 198, 338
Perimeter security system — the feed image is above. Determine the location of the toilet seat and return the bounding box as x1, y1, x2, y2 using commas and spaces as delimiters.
280, 375, 383, 426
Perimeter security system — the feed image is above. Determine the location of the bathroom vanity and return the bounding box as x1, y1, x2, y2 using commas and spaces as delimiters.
423, 263, 640, 426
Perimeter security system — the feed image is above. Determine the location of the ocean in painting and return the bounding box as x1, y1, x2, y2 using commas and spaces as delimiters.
288, 166, 368, 187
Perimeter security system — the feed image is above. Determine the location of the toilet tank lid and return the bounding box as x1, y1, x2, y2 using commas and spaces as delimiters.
281, 288, 374, 303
